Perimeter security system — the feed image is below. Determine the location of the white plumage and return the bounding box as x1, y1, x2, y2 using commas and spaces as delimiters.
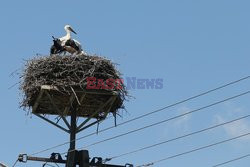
50, 25, 85, 55
59, 25, 76, 43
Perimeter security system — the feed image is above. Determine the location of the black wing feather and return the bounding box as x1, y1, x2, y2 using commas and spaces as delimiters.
65, 39, 80, 51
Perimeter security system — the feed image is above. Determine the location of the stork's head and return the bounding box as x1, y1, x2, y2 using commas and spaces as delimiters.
64, 25, 77, 34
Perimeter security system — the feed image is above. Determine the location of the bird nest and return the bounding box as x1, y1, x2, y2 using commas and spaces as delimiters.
20, 54, 127, 119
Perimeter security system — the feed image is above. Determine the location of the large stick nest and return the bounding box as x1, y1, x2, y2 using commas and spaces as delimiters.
20, 54, 127, 118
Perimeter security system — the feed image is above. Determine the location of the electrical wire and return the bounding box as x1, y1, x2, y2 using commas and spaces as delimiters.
63, 90, 250, 155
136, 132, 250, 167
11, 159, 18, 167
212, 154, 250, 167
30, 76, 250, 156
105, 114, 250, 161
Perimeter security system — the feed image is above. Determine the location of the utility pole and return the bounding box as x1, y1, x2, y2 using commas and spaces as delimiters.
17, 86, 133, 167
66, 106, 77, 167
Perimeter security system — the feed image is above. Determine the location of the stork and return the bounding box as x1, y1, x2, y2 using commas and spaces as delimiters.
50, 36, 64, 54
50, 25, 85, 55
59, 25, 83, 54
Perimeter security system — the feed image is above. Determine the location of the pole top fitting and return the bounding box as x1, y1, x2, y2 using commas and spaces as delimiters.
18, 154, 28, 163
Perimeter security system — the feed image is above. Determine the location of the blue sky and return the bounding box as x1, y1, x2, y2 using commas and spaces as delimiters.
0, 0, 250, 166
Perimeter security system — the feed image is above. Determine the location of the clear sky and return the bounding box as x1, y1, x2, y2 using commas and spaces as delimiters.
0, 0, 250, 167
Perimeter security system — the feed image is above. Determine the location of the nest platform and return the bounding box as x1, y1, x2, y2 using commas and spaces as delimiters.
33, 85, 119, 119
20, 54, 127, 120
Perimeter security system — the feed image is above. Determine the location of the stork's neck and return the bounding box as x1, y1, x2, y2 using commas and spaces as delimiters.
65, 29, 71, 39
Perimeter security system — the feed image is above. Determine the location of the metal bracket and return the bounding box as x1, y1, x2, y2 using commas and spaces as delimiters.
76, 96, 116, 133
18, 154, 28, 163
34, 114, 70, 133
45, 90, 71, 129
89, 156, 133, 167
18, 154, 66, 164
18, 152, 133, 167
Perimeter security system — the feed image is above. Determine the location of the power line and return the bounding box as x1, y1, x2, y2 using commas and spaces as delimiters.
136, 132, 250, 167
30, 76, 250, 156
64, 90, 250, 154
11, 159, 18, 167
105, 114, 250, 161
212, 154, 250, 167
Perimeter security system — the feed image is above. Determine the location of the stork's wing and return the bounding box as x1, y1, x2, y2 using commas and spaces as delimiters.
73, 39, 82, 52
65, 39, 82, 52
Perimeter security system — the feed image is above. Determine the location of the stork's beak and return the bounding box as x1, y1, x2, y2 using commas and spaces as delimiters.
69, 27, 77, 34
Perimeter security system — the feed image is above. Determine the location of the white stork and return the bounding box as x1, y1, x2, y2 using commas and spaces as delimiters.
50, 25, 86, 55
59, 25, 83, 54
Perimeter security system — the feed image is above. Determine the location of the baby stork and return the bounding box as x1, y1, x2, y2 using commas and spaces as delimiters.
50, 36, 64, 54
50, 25, 84, 55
